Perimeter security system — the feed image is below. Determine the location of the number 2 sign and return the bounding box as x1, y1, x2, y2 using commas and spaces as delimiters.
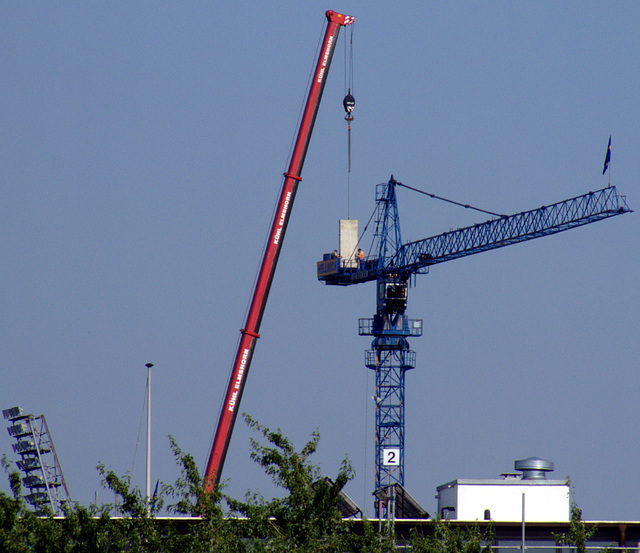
383, 448, 400, 466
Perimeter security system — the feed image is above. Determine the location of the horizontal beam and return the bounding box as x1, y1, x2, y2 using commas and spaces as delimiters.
318, 186, 631, 286
392, 186, 631, 274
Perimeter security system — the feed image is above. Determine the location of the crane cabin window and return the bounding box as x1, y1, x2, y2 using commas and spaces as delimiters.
378, 281, 407, 311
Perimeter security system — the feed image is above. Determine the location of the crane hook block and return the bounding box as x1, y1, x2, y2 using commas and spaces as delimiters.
343, 93, 355, 114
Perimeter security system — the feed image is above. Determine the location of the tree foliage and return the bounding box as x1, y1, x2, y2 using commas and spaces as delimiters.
1, 443, 244, 553
1, 415, 368, 552
1, 453, 121, 552
226, 413, 358, 552
2, 417, 606, 553
553, 504, 598, 553
410, 518, 495, 553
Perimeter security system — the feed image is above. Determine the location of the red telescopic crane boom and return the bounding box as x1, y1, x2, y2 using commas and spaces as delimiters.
204, 10, 354, 491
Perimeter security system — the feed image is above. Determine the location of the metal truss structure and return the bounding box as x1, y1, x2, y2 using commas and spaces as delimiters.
319, 177, 631, 517
3, 406, 71, 515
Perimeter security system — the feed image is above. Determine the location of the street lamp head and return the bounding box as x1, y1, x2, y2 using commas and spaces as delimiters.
145, 363, 154, 368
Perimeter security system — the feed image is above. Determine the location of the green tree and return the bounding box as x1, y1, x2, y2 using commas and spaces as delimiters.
0, 462, 32, 553
553, 504, 597, 553
163, 436, 245, 552
1, 455, 116, 553
410, 518, 495, 553
97, 436, 246, 553
97, 463, 166, 552
227, 413, 359, 552
2, 416, 410, 552
1, 440, 244, 552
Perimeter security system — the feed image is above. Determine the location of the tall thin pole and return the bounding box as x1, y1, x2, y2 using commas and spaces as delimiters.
145, 363, 153, 513
521, 492, 526, 553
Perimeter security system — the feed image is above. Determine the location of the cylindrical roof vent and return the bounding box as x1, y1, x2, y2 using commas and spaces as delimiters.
514, 457, 554, 480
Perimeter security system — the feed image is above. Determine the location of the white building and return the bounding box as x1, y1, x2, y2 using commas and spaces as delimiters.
436, 457, 570, 522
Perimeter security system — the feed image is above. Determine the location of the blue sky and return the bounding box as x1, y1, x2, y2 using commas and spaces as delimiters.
1, 2, 638, 521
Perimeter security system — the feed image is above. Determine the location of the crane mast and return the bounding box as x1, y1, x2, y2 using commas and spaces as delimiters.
318, 177, 631, 514
204, 10, 354, 491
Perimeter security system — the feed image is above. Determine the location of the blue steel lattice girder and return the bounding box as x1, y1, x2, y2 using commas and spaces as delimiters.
317, 183, 631, 286
391, 186, 631, 275
360, 316, 423, 339
373, 180, 403, 267
371, 348, 409, 492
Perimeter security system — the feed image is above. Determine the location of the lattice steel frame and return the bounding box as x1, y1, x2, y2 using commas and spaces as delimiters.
4, 407, 71, 515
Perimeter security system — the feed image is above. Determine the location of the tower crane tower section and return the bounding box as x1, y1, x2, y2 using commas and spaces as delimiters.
317, 177, 631, 517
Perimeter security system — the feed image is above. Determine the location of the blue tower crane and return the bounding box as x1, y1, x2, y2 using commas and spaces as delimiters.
317, 177, 631, 515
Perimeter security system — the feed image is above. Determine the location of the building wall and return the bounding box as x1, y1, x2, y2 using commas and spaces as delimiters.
437, 480, 570, 522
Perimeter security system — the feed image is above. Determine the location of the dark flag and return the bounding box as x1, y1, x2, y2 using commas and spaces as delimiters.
602, 135, 611, 175
150, 479, 159, 511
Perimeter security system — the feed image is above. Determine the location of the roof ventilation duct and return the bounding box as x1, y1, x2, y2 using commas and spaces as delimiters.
514, 457, 554, 480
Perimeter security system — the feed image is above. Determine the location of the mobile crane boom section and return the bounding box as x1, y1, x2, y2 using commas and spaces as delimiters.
318, 183, 631, 286
204, 10, 354, 491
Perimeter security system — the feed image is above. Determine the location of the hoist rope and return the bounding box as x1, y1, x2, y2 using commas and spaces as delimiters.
343, 24, 354, 98
349, 199, 378, 260
395, 180, 507, 218
284, 20, 327, 175
343, 24, 355, 218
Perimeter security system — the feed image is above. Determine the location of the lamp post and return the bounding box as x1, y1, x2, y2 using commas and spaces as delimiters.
145, 363, 153, 513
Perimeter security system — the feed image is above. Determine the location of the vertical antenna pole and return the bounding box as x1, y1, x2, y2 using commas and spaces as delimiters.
521, 493, 526, 553
145, 363, 153, 513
